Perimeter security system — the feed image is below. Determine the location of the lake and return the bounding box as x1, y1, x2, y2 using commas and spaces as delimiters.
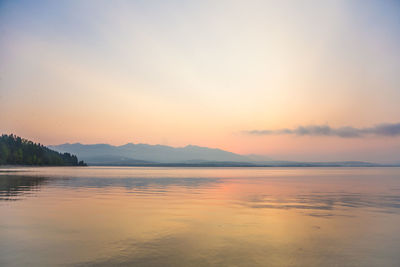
1, 167, 400, 266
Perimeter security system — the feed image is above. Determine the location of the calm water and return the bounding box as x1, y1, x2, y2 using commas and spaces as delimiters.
1, 167, 400, 267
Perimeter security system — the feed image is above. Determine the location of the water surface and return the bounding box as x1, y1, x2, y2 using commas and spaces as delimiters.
1, 167, 400, 266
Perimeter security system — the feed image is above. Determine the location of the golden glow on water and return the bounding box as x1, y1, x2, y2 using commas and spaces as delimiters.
1, 167, 400, 266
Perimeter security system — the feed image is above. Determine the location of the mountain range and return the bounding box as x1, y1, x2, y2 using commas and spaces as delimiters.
49, 142, 394, 167
50, 143, 251, 165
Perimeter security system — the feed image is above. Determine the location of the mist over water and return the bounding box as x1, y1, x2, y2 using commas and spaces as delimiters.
1, 167, 400, 266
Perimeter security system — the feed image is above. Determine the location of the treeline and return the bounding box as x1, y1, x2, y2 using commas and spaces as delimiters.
0, 134, 86, 166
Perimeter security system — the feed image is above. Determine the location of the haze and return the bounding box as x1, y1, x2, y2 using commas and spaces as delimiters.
1, 0, 400, 163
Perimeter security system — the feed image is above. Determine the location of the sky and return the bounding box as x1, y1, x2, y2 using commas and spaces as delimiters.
1, 0, 400, 162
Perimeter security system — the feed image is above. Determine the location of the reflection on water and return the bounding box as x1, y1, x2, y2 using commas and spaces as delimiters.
1, 167, 400, 266
0, 175, 49, 201
242, 192, 400, 213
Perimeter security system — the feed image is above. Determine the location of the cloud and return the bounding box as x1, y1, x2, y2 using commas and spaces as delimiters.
244, 123, 400, 138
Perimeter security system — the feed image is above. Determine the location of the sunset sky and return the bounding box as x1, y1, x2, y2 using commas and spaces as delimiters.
1, 0, 400, 162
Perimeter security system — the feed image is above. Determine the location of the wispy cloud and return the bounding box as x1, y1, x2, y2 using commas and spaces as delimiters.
244, 123, 400, 138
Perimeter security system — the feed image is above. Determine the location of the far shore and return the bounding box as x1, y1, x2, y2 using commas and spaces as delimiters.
1, 163, 400, 168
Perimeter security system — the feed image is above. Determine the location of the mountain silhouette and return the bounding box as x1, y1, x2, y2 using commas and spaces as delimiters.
50, 143, 251, 165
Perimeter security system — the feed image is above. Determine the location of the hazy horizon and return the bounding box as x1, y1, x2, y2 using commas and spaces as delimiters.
48, 140, 397, 164
1, 0, 400, 163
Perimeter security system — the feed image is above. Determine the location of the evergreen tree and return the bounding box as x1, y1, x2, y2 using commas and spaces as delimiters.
0, 134, 87, 166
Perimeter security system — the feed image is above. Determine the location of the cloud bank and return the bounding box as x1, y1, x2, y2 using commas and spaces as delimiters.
245, 123, 400, 138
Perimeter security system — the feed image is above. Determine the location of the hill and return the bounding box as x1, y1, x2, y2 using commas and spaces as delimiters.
0, 134, 86, 166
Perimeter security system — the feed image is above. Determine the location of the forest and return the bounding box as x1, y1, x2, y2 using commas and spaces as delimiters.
0, 134, 86, 166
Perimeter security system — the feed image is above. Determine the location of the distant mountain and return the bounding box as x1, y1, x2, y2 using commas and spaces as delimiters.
49, 142, 393, 167
245, 154, 273, 162
50, 143, 251, 165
